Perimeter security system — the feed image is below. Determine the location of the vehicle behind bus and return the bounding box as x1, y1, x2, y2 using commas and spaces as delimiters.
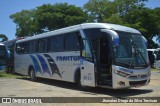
147, 49, 160, 69
3, 38, 23, 73
0, 43, 10, 72
14, 23, 150, 89
147, 49, 157, 68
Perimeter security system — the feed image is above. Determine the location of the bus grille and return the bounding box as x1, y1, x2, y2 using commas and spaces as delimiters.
129, 80, 147, 86
128, 75, 147, 79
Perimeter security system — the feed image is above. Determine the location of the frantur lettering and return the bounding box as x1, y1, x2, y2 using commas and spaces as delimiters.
56, 56, 80, 61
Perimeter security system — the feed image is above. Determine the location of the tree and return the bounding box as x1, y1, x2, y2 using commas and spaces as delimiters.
123, 7, 160, 48
154, 8, 160, 44
84, 0, 115, 22
35, 3, 87, 33
113, 0, 148, 20
84, 0, 148, 22
84, 0, 160, 48
10, 3, 87, 37
10, 10, 38, 37
0, 34, 8, 42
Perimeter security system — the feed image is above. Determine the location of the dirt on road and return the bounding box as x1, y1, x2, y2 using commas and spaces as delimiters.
0, 71, 160, 106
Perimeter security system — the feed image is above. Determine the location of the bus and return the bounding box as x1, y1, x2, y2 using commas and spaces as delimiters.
147, 49, 157, 68
148, 49, 160, 69
155, 48, 160, 68
3, 37, 24, 73
14, 23, 150, 89
0, 43, 10, 71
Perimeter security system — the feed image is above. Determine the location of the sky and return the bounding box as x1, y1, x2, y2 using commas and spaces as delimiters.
0, 0, 160, 40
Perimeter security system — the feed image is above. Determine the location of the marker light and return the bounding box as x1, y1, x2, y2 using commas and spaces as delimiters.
114, 70, 130, 77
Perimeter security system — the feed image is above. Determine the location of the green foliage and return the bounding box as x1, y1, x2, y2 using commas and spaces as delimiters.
103, 14, 124, 24
113, 0, 148, 17
35, 3, 86, 32
10, 10, 37, 37
0, 72, 28, 78
10, 1, 160, 48
154, 8, 160, 43
10, 3, 87, 37
0, 34, 8, 42
124, 7, 160, 48
84, 0, 160, 48
84, 0, 114, 22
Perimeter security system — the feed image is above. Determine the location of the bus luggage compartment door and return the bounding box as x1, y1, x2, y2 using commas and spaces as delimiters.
80, 59, 96, 87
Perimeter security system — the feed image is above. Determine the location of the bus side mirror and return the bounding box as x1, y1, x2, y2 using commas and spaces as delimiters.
100, 29, 119, 46
142, 36, 147, 47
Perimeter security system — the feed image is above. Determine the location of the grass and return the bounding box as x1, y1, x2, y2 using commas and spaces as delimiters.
0, 72, 28, 79
151, 68, 160, 71
0, 68, 159, 79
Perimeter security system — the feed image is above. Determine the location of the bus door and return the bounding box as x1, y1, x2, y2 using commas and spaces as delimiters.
79, 38, 96, 87
96, 29, 119, 87
96, 32, 112, 86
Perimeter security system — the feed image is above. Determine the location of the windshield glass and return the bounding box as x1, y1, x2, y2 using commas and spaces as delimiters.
114, 31, 149, 68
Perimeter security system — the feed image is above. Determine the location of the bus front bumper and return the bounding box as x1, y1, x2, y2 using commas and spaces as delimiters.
112, 66, 151, 89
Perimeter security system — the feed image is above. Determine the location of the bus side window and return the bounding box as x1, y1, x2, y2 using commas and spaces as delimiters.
49, 35, 64, 52
28, 40, 37, 53
16, 43, 22, 54
37, 38, 48, 53
157, 51, 160, 60
22, 42, 28, 54
65, 32, 80, 51
81, 39, 93, 61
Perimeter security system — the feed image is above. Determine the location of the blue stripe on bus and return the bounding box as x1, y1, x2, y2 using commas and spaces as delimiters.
43, 54, 62, 78
30, 55, 42, 74
36, 54, 51, 76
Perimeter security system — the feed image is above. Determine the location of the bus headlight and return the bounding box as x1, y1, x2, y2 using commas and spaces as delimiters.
114, 70, 130, 77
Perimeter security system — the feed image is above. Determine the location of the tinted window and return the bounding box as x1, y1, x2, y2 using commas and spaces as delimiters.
37, 38, 48, 53
21, 42, 28, 54
0, 45, 6, 58
16, 42, 28, 54
28, 40, 37, 53
49, 35, 64, 52
16, 43, 21, 54
84, 28, 101, 55
157, 51, 160, 60
65, 32, 80, 51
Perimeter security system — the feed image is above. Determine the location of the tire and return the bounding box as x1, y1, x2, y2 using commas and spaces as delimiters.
29, 67, 36, 81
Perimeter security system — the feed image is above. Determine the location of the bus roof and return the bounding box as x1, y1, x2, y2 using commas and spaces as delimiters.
0, 43, 5, 46
16, 23, 141, 43
147, 49, 159, 52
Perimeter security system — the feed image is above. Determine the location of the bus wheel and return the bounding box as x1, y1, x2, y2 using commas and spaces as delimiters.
78, 73, 91, 91
29, 67, 36, 81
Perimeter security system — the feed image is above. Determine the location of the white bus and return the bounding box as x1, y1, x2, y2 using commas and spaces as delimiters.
14, 23, 150, 89
148, 49, 160, 69
155, 48, 160, 68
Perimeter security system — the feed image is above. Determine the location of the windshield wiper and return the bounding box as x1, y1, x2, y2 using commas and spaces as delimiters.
133, 42, 147, 65
115, 59, 131, 68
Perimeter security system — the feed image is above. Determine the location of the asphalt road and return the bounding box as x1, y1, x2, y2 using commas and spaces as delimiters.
0, 71, 160, 106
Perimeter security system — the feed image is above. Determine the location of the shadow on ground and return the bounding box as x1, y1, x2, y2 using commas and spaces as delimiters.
17, 77, 153, 98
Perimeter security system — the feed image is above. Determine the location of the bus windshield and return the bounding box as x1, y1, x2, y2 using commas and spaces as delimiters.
114, 32, 149, 68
